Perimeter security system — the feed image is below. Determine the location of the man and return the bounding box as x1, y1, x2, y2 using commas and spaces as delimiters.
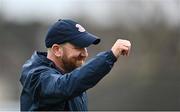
20, 19, 131, 111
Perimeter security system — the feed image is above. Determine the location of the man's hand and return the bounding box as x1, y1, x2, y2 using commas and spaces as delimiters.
111, 39, 131, 58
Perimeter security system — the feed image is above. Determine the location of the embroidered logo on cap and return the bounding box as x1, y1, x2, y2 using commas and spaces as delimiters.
76, 24, 85, 32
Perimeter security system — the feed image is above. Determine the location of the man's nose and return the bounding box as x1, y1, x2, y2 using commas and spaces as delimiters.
80, 48, 88, 57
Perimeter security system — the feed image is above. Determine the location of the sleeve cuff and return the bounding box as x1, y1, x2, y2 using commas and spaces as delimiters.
107, 50, 117, 63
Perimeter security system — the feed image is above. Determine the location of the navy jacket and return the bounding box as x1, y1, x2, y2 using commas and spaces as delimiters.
20, 50, 117, 111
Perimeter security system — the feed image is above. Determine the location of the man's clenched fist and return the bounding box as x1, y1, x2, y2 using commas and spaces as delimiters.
111, 39, 131, 58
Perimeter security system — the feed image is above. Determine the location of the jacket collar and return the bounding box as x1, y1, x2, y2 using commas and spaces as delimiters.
33, 51, 65, 74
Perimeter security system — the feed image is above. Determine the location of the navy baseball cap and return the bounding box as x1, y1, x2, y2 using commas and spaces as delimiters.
45, 19, 101, 48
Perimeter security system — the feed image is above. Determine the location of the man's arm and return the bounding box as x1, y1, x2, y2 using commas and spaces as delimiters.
40, 51, 116, 100
39, 39, 131, 101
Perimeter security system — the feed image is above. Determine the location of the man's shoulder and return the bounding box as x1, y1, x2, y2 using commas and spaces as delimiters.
30, 65, 60, 76
22, 65, 61, 80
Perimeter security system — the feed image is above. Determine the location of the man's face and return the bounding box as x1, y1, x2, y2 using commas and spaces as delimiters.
60, 43, 88, 72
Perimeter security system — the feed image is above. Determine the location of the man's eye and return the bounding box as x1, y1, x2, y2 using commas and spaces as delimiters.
74, 47, 81, 49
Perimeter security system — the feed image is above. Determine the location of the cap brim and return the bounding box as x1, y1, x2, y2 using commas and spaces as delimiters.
69, 32, 101, 48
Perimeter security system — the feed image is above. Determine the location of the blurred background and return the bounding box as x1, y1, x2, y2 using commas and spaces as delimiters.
0, 0, 179, 111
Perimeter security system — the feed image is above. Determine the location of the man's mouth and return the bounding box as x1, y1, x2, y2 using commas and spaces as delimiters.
76, 59, 85, 65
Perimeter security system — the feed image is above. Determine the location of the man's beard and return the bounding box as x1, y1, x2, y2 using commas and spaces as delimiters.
61, 55, 85, 72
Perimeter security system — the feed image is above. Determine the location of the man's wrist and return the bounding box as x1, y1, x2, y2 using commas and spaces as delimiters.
109, 50, 118, 62
111, 48, 120, 59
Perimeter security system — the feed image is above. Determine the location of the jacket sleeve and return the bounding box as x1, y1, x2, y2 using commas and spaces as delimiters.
39, 50, 117, 101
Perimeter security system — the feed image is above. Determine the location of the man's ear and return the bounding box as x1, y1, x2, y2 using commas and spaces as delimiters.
51, 44, 63, 57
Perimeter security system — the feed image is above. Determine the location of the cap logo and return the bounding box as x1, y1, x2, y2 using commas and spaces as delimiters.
76, 24, 85, 32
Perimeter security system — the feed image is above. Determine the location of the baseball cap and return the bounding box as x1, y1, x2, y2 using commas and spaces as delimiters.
45, 19, 101, 48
